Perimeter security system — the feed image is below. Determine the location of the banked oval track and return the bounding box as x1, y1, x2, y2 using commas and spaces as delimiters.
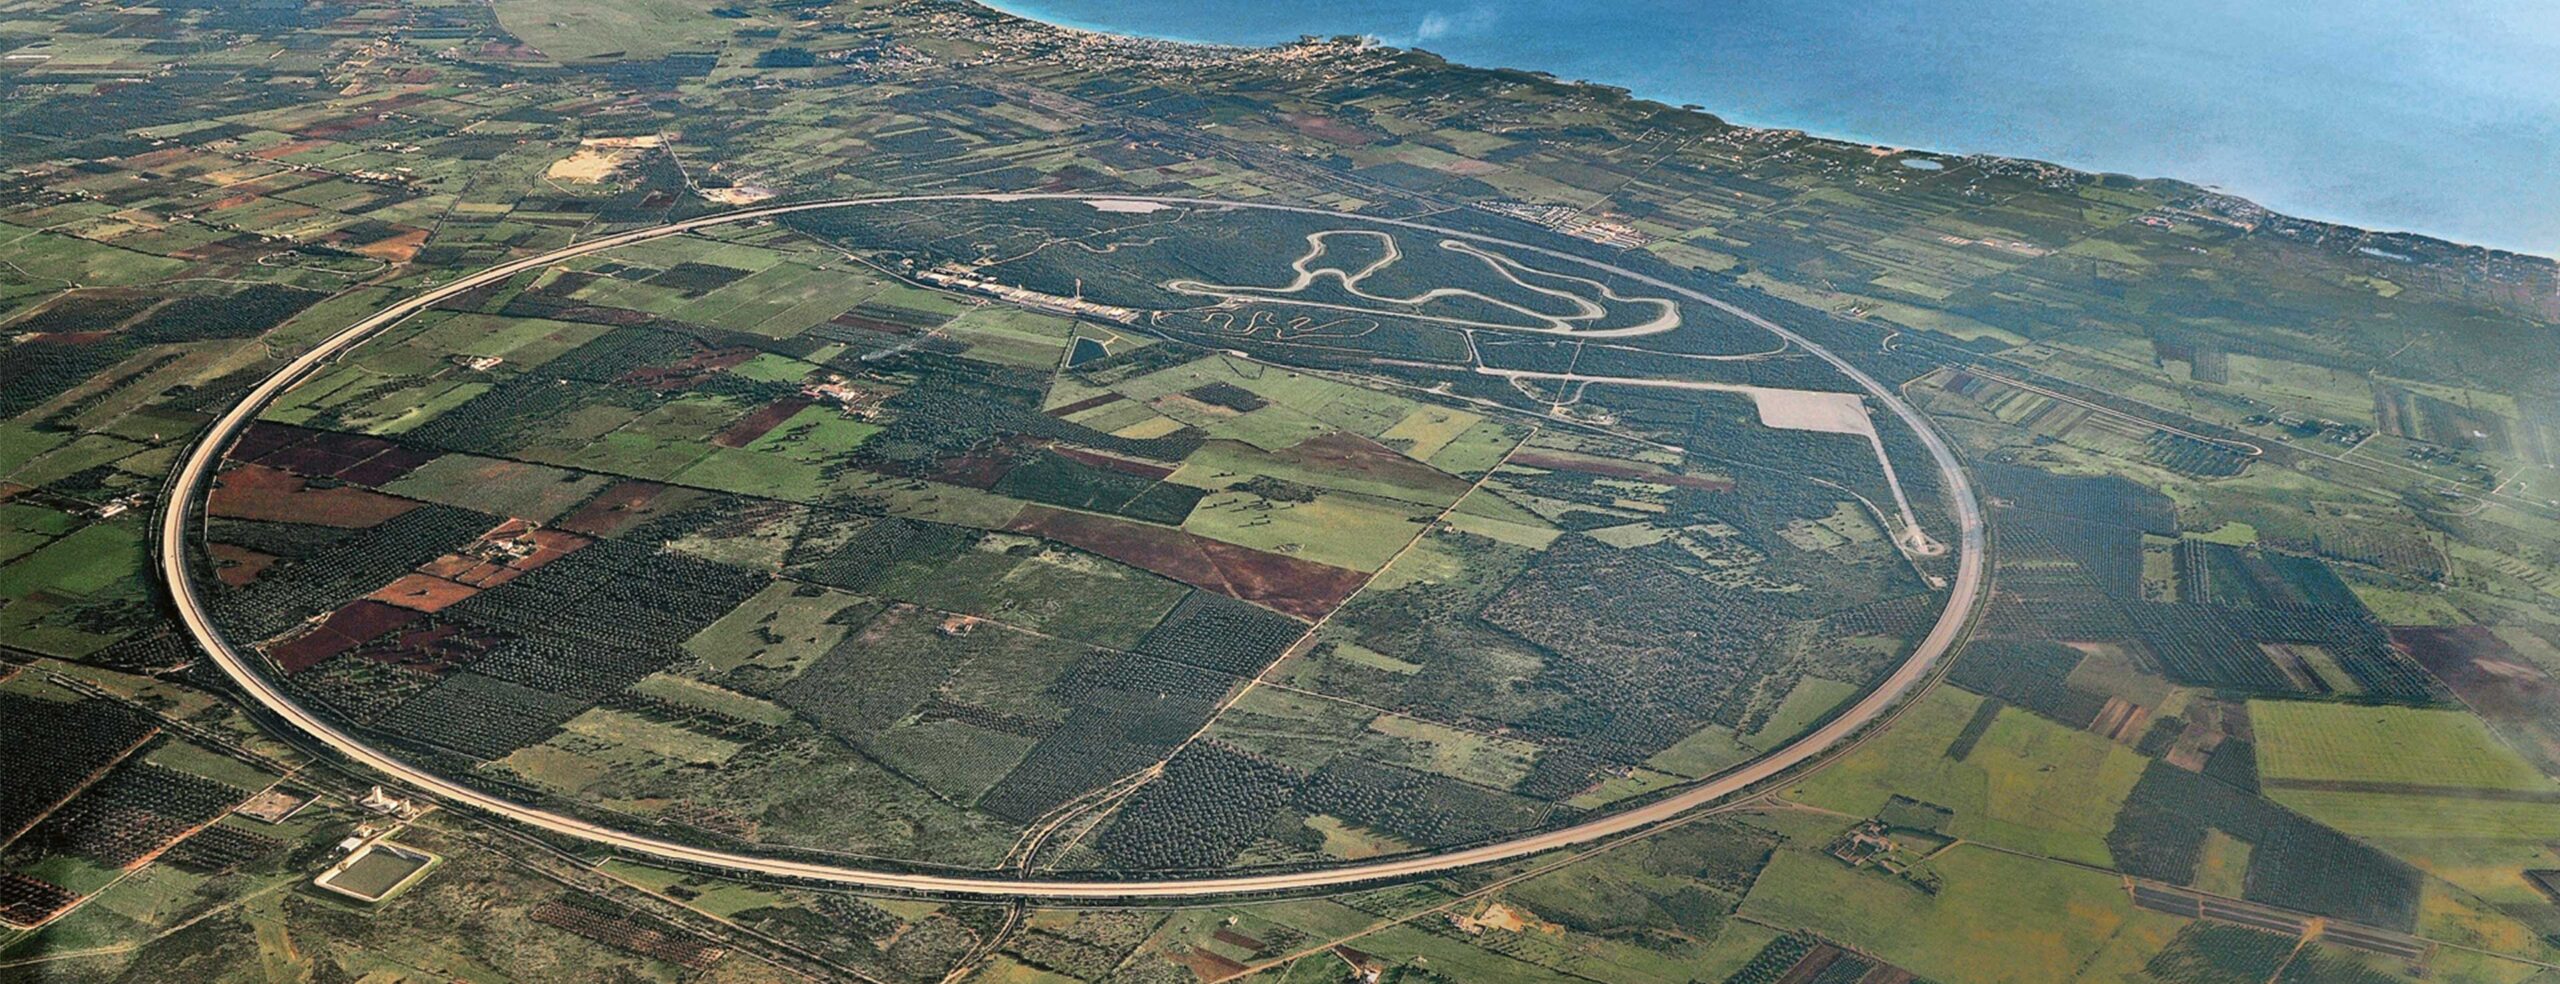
160, 193, 1987, 899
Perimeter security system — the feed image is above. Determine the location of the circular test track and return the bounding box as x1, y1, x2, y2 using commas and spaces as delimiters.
159, 193, 1988, 900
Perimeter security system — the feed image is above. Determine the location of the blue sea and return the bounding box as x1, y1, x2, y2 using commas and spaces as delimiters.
987, 0, 2560, 258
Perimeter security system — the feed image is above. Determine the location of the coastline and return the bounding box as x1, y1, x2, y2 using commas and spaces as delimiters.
973, 0, 2557, 263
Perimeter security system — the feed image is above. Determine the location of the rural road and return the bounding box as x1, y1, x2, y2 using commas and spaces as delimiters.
158, 193, 1987, 899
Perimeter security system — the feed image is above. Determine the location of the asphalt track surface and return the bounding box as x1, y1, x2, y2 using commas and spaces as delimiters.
160, 193, 1987, 899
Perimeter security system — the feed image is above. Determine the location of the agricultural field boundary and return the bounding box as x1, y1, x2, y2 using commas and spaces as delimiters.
158, 193, 1988, 899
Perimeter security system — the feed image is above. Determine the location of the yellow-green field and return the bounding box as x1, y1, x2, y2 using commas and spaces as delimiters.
2251, 700, 2556, 792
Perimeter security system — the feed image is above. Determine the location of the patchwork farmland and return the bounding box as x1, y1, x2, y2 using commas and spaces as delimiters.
179, 200, 1960, 878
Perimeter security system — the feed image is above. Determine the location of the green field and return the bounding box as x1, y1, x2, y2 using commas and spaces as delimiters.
683, 580, 868, 673
2252, 700, 2557, 793
629, 672, 794, 725
318, 844, 436, 901
1180, 487, 1428, 571
1960, 705, 2150, 864
1739, 844, 2180, 984
490, 0, 744, 60
385, 454, 614, 522
0, 522, 142, 599
11, 1, 2560, 974
1787, 688, 1986, 817
1788, 688, 2147, 866
2279, 788, 2560, 847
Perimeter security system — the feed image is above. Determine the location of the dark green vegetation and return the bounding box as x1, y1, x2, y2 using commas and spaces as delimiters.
172, 200, 1951, 878
2, 0, 2558, 979
2110, 761, 2420, 928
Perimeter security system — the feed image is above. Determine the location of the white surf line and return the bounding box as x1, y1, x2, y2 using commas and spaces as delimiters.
163, 192, 1987, 899
1476, 367, 1940, 557
1167, 229, 1681, 337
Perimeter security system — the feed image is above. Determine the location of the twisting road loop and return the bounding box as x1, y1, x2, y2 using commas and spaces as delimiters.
160, 194, 1987, 899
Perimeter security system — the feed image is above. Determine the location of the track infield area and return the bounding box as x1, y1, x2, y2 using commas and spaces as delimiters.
167, 195, 1983, 896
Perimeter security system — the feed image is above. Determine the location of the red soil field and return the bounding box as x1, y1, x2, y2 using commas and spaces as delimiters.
268, 600, 425, 673
208, 463, 420, 528
118, 148, 198, 171
334, 445, 440, 486
412, 520, 590, 590
2091, 696, 2151, 743
293, 96, 425, 139
209, 543, 279, 588
923, 451, 1015, 490
1274, 431, 1473, 502
257, 442, 373, 478
300, 430, 400, 460
1282, 112, 1377, 147
2394, 626, 2560, 775
1009, 505, 1362, 620
1177, 948, 1250, 980
228, 421, 317, 461
620, 347, 758, 391
248, 139, 327, 161
234, 422, 437, 486
711, 397, 811, 448
352, 228, 429, 264
366, 573, 481, 613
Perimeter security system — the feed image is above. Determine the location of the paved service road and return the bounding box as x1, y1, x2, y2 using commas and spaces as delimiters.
160, 194, 1987, 899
